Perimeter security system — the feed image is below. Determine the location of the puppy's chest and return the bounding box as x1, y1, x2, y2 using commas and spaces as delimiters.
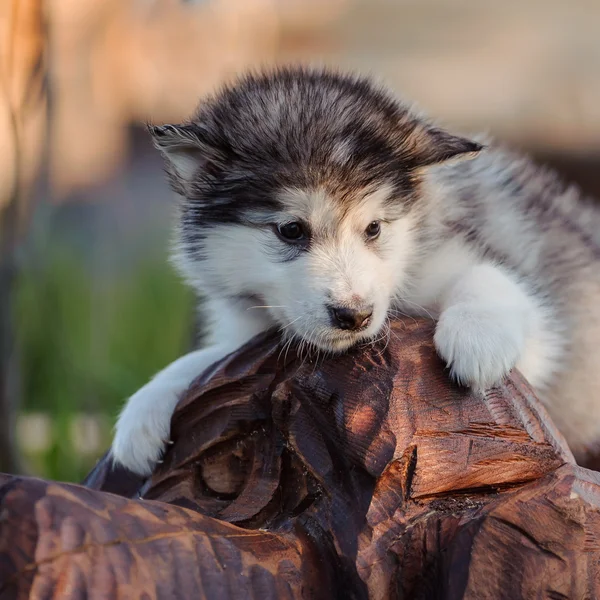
395, 238, 480, 316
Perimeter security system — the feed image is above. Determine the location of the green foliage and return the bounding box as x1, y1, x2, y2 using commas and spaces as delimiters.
15, 241, 194, 482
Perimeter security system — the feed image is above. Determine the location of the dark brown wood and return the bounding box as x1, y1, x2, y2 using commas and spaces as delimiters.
2, 320, 600, 599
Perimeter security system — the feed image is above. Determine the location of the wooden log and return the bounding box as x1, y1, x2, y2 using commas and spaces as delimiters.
1, 319, 600, 599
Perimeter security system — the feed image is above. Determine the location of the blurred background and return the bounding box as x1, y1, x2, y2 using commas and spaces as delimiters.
1, 0, 599, 481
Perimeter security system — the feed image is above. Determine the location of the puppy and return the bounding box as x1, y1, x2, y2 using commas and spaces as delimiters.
112, 67, 600, 476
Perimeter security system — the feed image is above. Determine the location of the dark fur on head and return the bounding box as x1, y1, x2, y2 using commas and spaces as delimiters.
148, 67, 482, 229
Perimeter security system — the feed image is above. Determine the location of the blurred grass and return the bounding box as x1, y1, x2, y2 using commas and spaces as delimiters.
15, 237, 194, 482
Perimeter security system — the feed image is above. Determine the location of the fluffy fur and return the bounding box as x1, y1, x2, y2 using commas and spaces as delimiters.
111, 67, 600, 476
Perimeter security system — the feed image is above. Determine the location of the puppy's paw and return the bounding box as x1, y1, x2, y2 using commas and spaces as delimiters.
434, 304, 525, 391
111, 383, 177, 477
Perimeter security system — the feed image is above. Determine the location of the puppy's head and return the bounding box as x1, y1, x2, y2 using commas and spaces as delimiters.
150, 67, 481, 352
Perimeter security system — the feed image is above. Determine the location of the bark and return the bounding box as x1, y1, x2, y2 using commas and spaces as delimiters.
1, 320, 600, 599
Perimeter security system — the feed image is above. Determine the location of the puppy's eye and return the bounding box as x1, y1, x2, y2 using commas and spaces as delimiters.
277, 222, 306, 242
365, 220, 381, 240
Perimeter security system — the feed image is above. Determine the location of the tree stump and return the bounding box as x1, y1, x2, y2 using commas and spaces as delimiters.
1, 320, 600, 599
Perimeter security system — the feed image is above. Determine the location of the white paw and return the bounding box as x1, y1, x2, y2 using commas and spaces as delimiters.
111, 382, 179, 477
434, 303, 525, 391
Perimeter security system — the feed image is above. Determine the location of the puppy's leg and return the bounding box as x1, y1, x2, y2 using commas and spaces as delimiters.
434, 263, 552, 391
111, 300, 270, 476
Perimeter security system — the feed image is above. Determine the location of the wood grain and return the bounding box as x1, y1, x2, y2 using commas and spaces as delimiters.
2, 320, 599, 599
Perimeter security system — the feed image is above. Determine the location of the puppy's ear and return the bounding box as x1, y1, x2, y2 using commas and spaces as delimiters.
148, 123, 222, 196
405, 123, 484, 170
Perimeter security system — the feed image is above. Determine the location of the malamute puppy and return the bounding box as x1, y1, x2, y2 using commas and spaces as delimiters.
112, 67, 600, 476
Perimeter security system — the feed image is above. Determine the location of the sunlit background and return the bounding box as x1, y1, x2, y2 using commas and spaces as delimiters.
1, 0, 599, 481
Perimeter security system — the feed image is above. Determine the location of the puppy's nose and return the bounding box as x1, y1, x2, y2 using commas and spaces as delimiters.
329, 305, 373, 331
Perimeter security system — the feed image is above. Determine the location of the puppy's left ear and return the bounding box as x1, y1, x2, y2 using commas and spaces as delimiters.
407, 124, 484, 170
148, 123, 222, 196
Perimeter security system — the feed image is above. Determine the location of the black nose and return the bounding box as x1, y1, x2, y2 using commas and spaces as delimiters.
329, 306, 374, 331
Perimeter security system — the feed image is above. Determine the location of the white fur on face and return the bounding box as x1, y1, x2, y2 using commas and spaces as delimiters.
175, 185, 418, 353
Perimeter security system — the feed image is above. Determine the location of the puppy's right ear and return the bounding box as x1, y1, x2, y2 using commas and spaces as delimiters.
148, 123, 221, 196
